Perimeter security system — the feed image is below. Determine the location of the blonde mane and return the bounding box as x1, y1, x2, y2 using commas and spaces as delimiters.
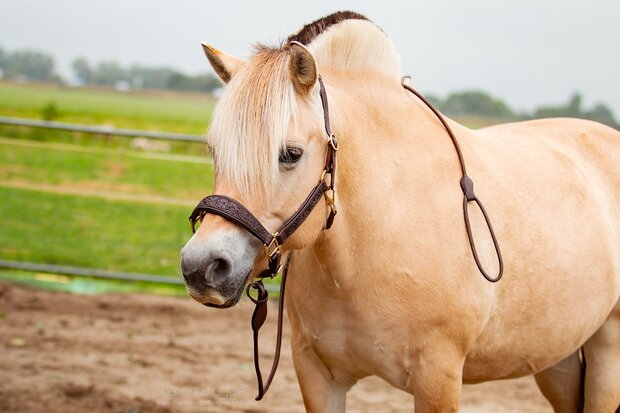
207, 12, 400, 199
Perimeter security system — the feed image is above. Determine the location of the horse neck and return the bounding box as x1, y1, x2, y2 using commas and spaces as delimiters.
309, 72, 471, 289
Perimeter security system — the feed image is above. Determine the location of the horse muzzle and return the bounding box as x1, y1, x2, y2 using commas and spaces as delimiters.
180, 229, 259, 308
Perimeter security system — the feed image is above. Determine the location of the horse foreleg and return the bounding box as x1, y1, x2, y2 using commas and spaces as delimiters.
534, 350, 584, 413
583, 298, 620, 413
410, 345, 465, 413
291, 341, 351, 413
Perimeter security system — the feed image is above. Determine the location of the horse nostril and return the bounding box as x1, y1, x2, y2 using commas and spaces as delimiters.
206, 257, 232, 283
181, 250, 234, 289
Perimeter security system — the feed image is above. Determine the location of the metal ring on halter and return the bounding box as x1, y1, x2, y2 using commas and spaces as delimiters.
246, 282, 269, 304
190, 211, 206, 233
328, 134, 339, 151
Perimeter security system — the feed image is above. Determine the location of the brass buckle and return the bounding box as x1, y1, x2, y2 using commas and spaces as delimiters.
324, 188, 337, 217
264, 232, 281, 259
320, 169, 334, 189
324, 189, 335, 207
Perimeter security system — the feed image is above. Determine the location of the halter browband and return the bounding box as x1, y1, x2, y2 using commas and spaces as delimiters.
187, 69, 503, 401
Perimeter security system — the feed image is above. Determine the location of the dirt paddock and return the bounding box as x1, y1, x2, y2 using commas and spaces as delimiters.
0, 281, 553, 412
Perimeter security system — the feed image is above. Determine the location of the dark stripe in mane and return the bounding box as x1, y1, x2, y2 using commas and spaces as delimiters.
287, 11, 370, 45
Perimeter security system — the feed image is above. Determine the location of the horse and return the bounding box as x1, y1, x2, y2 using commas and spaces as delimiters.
180, 11, 620, 412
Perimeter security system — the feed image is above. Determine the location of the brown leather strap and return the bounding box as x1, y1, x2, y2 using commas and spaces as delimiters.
318, 76, 338, 228
190, 180, 329, 247
276, 181, 329, 243
402, 80, 503, 282
190, 195, 272, 244
246, 253, 292, 400
318, 76, 333, 140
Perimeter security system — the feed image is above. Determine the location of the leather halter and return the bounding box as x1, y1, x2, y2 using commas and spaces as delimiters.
189, 75, 337, 400
187, 72, 503, 401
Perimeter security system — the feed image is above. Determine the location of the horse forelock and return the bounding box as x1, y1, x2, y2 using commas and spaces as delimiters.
207, 48, 299, 200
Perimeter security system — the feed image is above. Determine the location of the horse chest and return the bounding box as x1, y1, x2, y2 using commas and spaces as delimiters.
295, 304, 409, 385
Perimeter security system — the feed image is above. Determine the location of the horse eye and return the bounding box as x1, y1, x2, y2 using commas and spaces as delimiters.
279, 146, 303, 166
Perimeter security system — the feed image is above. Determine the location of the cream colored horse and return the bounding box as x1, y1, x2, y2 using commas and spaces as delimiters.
180, 12, 620, 412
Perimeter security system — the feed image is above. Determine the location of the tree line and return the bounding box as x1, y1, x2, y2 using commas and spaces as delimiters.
71, 57, 220, 93
427, 91, 618, 130
0, 46, 221, 94
0, 46, 617, 129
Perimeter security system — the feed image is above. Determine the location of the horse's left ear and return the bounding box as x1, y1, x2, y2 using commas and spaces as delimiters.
288, 41, 318, 96
201, 43, 245, 83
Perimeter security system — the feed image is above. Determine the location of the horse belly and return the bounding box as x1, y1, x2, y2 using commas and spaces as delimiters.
462, 156, 620, 382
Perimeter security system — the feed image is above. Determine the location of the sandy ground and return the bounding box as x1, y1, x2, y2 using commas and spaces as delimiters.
0, 281, 553, 412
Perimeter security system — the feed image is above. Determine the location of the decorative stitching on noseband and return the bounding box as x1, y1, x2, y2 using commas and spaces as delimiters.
190, 195, 272, 244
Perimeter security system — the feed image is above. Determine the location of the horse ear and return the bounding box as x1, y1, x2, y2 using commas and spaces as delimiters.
201, 43, 245, 83
288, 41, 318, 96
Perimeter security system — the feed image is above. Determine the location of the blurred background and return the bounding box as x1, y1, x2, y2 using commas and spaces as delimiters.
0, 1, 618, 412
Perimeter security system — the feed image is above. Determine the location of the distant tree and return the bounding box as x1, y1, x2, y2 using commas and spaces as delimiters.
91, 61, 127, 85
585, 104, 618, 128
72, 57, 92, 84
166, 71, 220, 93
533, 93, 618, 129
127, 65, 176, 89
424, 94, 443, 109
442, 91, 514, 119
0, 47, 6, 74
65, 56, 222, 93
535, 93, 582, 119
1, 49, 56, 81
566, 93, 582, 117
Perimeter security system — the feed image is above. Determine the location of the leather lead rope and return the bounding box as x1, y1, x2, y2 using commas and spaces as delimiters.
246, 253, 292, 400
401, 78, 503, 282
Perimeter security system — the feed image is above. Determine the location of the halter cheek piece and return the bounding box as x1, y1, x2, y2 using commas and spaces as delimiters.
188, 71, 503, 401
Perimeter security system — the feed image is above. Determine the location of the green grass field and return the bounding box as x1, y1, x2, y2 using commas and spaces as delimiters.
0, 137, 213, 201
0, 82, 219, 291
0, 185, 190, 275
0, 82, 215, 133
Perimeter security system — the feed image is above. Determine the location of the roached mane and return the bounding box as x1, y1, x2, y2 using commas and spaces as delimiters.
207, 11, 400, 199
287, 11, 370, 45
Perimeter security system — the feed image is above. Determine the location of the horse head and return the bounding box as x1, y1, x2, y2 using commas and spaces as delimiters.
181, 42, 332, 308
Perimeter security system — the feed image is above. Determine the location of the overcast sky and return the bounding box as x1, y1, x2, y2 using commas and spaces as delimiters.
1, 0, 619, 116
